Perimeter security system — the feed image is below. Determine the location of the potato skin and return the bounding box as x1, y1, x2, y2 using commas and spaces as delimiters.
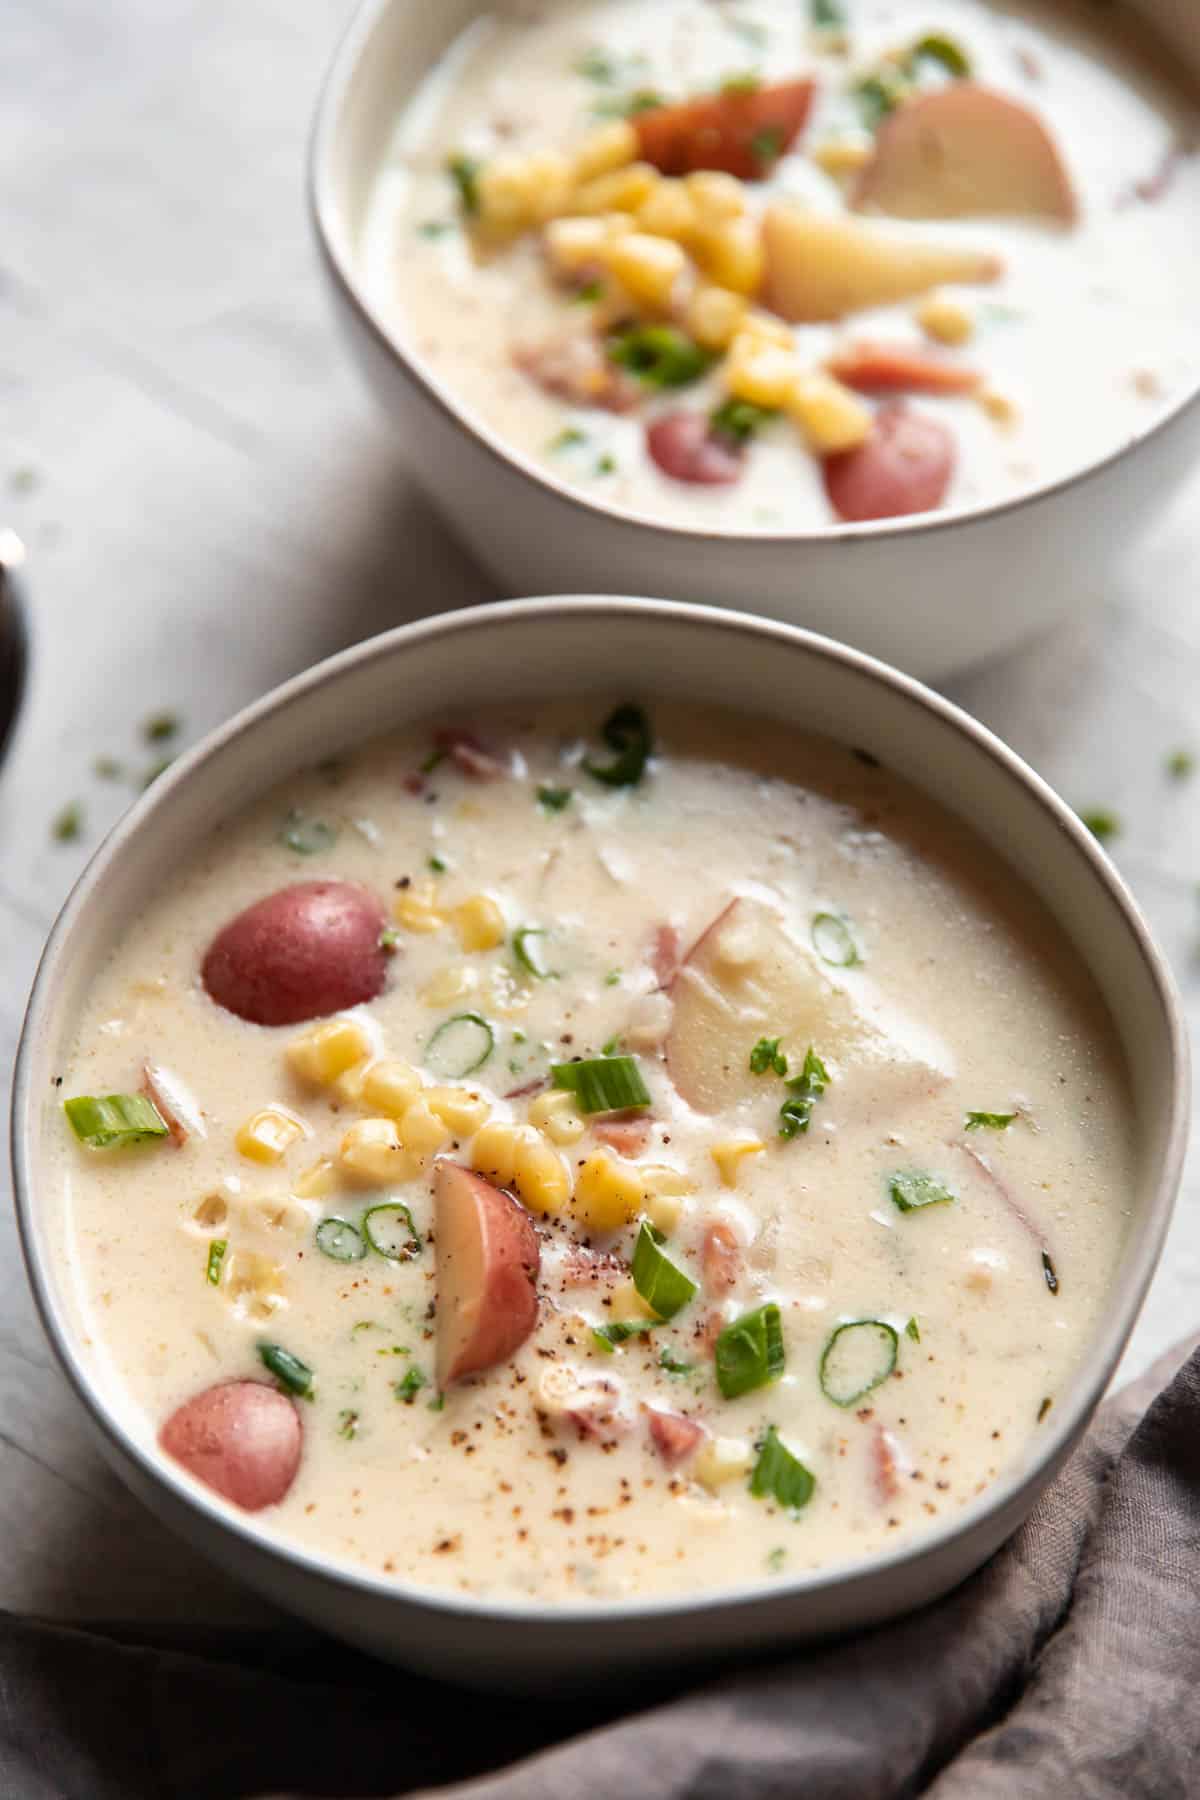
201, 880, 389, 1026
159, 1379, 302, 1511
434, 1163, 541, 1387
823, 403, 955, 523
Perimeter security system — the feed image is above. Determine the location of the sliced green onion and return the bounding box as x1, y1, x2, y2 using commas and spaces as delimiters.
811, 0, 846, 26
819, 1320, 899, 1407
583, 703, 653, 788
659, 1348, 695, 1375
710, 397, 778, 444
64, 1093, 168, 1149
513, 925, 554, 980
551, 1054, 650, 1114
426, 1011, 494, 1078
905, 1315, 921, 1343
964, 1110, 1016, 1131
889, 1169, 957, 1213
854, 67, 911, 130
715, 1303, 785, 1400
576, 46, 618, 82
749, 1036, 788, 1077
610, 325, 714, 390
362, 1203, 422, 1262
631, 1221, 697, 1321
52, 801, 83, 842
592, 1321, 654, 1352
258, 1342, 313, 1398
537, 785, 573, 812
1042, 1250, 1059, 1295
778, 1048, 829, 1140
206, 1239, 227, 1286
910, 32, 971, 79
395, 1366, 428, 1404
750, 1425, 816, 1513
447, 153, 481, 214
315, 1217, 367, 1263
811, 912, 861, 968
279, 809, 337, 855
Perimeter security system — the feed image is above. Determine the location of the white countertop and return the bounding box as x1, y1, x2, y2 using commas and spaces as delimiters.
2, 0, 1196, 1628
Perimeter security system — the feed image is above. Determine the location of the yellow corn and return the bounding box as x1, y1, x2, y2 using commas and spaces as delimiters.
684, 170, 748, 222
293, 1157, 336, 1200
811, 134, 875, 179
977, 387, 1019, 428
285, 1017, 370, 1088
359, 1059, 423, 1119
338, 1117, 415, 1185
570, 162, 659, 217
686, 283, 749, 351
396, 1098, 453, 1164
332, 1061, 370, 1107
609, 1279, 659, 1324
741, 309, 794, 349
725, 332, 802, 408
694, 1436, 753, 1490
393, 880, 445, 934
692, 217, 764, 296
644, 1191, 684, 1237
420, 964, 479, 1008
636, 178, 699, 243
602, 231, 688, 310
571, 1152, 645, 1234
471, 1120, 521, 1189
710, 1138, 766, 1188
640, 1164, 695, 1237
235, 1106, 307, 1165
527, 1089, 586, 1146
573, 119, 638, 184
512, 1130, 571, 1217
544, 214, 614, 276
477, 149, 573, 234
453, 894, 505, 952
916, 292, 974, 346
425, 1086, 490, 1136
787, 370, 873, 454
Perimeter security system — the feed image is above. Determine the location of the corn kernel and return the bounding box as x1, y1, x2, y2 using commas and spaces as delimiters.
421, 964, 479, 1008
236, 1106, 308, 1165
641, 1164, 696, 1197
338, 1117, 416, 1185
294, 1157, 336, 1200
528, 1089, 586, 1146
602, 232, 688, 310
710, 1138, 767, 1188
544, 214, 614, 275
811, 133, 874, 179
571, 1151, 645, 1234
393, 880, 446, 934
610, 1279, 659, 1324
513, 1130, 571, 1217
686, 283, 749, 351
531, 149, 579, 222
692, 217, 764, 296
684, 170, 748, 222
332, 1061, 370, 1107
977, 387, 1019, 428
787, 370, 873, 453
741, 309, 795, 350
644, 1190, 684, 1237
396, 1098, 453, 1164
453, 894, 505, 952
725, 332, 802, 408
573, 118, 638, 184
359, 1060, 423, 1119
916, 292, 975, 346
636, 178, 699, 243
477, 150, 572, 234
570, 162, 658, 217
285, 1017, 370, 1088
694, 1436, 753, 1490
471, 1120, 521, 1189
425, 1086, 491, 1136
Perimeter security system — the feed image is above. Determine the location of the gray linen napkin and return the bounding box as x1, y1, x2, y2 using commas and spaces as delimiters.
4, 1334, 1198, 1800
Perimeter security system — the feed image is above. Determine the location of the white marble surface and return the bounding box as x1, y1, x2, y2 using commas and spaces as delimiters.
1, 0, 1197, 1628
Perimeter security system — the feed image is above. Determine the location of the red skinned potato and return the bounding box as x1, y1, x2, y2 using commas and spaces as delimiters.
201, 880, 389, 1026
647, 412, 745, 486
823, 403, 955, 523
434, 1162, 541, 1387
852, 84, 1077, 223
635, 79, 815, 180
159, 1380, 302, 1511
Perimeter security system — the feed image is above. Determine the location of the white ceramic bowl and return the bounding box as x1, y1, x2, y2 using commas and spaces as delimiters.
309, 0, 1200, 681
12, 598, 1188, 1688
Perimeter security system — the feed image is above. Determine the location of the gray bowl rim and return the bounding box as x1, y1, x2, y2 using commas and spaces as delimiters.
307, 0, 1200, 550
11, 595, 1190, 1630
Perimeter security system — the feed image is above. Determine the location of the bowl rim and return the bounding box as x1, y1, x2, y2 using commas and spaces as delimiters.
307, 0, 1200, 550
12, 594, 1190, 1630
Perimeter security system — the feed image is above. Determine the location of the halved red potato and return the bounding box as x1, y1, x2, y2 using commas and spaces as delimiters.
635, 79, 816, 181
201, 881, 389, 1027
762, 203, 1002, 323
646, 412, 745, 485
434, 1162, 541, 1387
852, 84, 1077, 223
159, 1379, 302, 1511
647, 1408, 707, 1467
824, 403, 956, 522
827, 340, 981, 395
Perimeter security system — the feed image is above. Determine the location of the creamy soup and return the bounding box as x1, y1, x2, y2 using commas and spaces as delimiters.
363, 0, 1200, 531
52, 703, 1132, 1602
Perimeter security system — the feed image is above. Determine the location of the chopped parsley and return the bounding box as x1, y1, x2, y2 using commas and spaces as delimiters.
428, 854, 447, 873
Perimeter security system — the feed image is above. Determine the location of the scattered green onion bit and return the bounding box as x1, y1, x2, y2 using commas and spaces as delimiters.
910, 32, 972, 79
812, 0, 846, 26
749, 1425, 815, 1514
426, 1011, 495, 1078
595, 453, 617, 476
604, 969, 622, 987
258, 1342, 313, 1398
890, 1169, 957, 1213
593, 87, 663, 119
362, 1203, 422, 1263
778, 1048, 829, 1141
53, 802, 83, 843
206, 1239, 227, 1286
142, 711, 180, 744
428, 855, 447, 874
315, 1217, 367, 1263
749, 124, 786, 171
749, 1036, 788, 1077
1166, 749, 1195, 781
337, 1409, 359, 1439
1079, 808, 1120, 843
905, 1316, 921, 1343
715, 1303, 785, 1400
551, 1054, 650, 1114
513, 925, 554, 980
420, 746, 447, 775
964, 1110, 1016, 1131
609, 326, 714, 390
64, 1093, 168, 1149
819, 1319, 899, 1408
583, 702, 652, 788
1042, 1250, 1059, 1295
279, 809, 338, 855
766, 1545, 787, 1573
659, 1348, 695, 1375
418, 220, 454, 239
854, 67, 911, 130
537, 784, 573, 812
428, 1392, 446, 1412
576, 46, 618, 82
811, 911, 861, 968
631, 1221, 697, 1321
378, 927, 400, 953
447, 153, 481, 214
548, 426, 588, 453
395, 1366, 428, 1405
592, 1321, 654, 1352
710, 397, 777, 444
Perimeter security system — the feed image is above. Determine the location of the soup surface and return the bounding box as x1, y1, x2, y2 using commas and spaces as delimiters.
364, 0, 1200, 531
52, 702, 1133, 1602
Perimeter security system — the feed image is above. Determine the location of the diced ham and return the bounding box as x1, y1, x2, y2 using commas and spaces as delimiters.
702, 1221, 742, 1295
433, 727, 511, 781
646, 412, 746, 486
826, 341, 981, 395
635, 78, 816, 181
513, 334, 640, 412
504, 1077, 547, 1100
402, 772, 426, 796
696, 1309, 726, 1357
593, 1116, 652, 1157
647, 1407, 707, 1467
872, 1424, 912, 1504
650, 923, 681, 989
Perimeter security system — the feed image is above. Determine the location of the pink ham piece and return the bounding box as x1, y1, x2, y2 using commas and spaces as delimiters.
702, 1220, 742, 1295
650, 923, 681, 989
159, 1380, 302, 1512
593, 1115, 652, 1157
827, 340, 981, 395
647, 1408, 707, 1467
872, 1424, 913, 1505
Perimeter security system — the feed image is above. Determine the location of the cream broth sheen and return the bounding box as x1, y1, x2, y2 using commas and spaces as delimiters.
53, 705, 1132, 1602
